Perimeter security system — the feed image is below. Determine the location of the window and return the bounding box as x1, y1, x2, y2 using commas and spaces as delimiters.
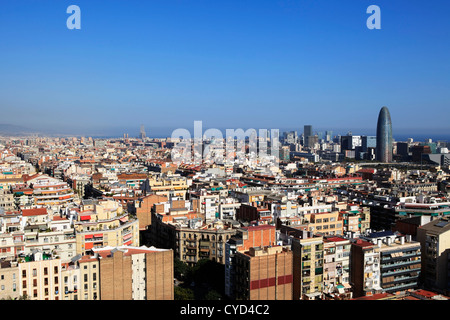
84, 274, 88, 282
93, 273, 96, 281
44, 267, 48, 275
32, 269, 37, 277
54, 266, 58, 273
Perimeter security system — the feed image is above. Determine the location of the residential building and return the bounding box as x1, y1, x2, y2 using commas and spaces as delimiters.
350, 239, 382, 298
234, 245, 293, 300
292, 232, 324, 300
94, 246, 173, 300
417, 216, 450, 294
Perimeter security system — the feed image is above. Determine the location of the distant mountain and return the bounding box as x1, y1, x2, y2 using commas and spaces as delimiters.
0, 123, 41, 136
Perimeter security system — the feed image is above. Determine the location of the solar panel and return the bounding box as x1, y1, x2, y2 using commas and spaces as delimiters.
435, 220, 450, 228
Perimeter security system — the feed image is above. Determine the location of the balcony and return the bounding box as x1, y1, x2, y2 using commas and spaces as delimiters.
383, 266, 421, 277
381, 259, 421, 271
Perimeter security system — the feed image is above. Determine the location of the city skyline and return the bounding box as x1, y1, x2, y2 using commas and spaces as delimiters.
0, 0, 449, 137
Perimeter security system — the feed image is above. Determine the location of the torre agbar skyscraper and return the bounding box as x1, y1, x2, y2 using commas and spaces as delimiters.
376, 106, 393, 162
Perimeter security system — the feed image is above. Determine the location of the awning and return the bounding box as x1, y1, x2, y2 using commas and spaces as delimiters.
123, 233, 132, 241
85, 242, 94, 250
85, 234, 93, 239
119, 217, 128, 223
80, 215, 91, 221
124, 240, 132, 246
94, 234, 103, 238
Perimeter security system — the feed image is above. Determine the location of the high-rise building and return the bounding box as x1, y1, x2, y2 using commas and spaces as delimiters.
376, 106, 393, 162
139, 124, 146, 140
304, 125, 313, 139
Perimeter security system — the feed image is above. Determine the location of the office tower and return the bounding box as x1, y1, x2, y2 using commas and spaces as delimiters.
341, 135, 362, 151
304, 125, 313, 139
283, 131, 297, 144
361, 136, 377, 152
307, 135, 319, 148
325, 131, 333, 142
376, 106, 393, 162
411, 145, 432, 163
139, 124, 146, 140
396, 142, 409, 158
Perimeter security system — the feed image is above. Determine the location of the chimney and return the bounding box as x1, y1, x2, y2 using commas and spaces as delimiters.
400, 236, 405, 245
377, 238, 382, 247
406, 234, 412, 243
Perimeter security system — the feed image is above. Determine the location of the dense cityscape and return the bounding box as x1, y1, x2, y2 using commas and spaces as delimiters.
0, 105, 449, 303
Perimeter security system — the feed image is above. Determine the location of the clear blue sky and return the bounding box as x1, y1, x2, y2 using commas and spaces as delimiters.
0, 0, 449, 138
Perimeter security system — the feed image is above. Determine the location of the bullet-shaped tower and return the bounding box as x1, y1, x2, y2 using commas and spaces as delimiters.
376, 106, 393, 163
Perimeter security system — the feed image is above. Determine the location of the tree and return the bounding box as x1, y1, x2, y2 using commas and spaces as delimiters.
174, 286, 194, 300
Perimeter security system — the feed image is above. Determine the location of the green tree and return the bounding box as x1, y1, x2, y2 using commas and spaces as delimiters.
174, 286, 195, 300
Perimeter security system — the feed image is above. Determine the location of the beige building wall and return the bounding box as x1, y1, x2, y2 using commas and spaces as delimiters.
0, 261, 20, 300
146, 250, 174, 300
79, 257, 100, 300
19, 259, 62, 300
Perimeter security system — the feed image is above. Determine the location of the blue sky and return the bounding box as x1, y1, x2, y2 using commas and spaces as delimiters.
0, 0, 449, 138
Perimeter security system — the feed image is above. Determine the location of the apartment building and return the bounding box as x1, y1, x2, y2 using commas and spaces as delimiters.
225, 225, 278, 299
147, 175, 189, 200
234, 246, 293, 300
74, 199, 140, 254
26, 174, 74, 208
237, 204, 273, 225
78, 254, 100, 300
292, 233, 324, 300
128, 194, 167, 230
350, 239, 382, 298
339, 205, 371, 236
322, 236, 352, 299
23, 216, 76, 262
94, 246, 173, 300
377, 236, 421, 293
0, 260, 20, 300
0, 189, 15, 212
0, 232, 24, 261
417, 217, 450, 293
19, 257, 62, 300
305, 210, 343, 236
151, 202, 237, 266
191, 192, 220, 221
